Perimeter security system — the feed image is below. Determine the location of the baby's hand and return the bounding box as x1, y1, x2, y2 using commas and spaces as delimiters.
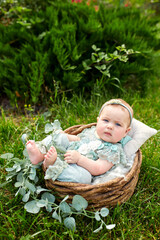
64, 150, 81, 164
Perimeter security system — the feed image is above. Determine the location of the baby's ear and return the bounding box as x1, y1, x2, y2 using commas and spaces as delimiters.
125, 127, 131, 135
97, 117, 99, 122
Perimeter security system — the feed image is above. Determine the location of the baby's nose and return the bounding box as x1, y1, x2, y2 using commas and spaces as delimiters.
107, 123, 113, 129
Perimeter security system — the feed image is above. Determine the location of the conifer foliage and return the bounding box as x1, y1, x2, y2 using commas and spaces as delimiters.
0, 0, 158, 105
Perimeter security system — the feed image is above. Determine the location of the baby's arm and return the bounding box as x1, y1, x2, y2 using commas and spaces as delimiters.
64, 150, 113, 176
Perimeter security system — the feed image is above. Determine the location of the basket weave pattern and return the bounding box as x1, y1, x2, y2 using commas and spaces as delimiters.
44, 123, 142, 209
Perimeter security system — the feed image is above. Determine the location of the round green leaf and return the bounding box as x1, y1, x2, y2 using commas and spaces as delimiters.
45, 123, 54, 133
14, 164, 21, 172
17, 172, 23, 182
19, 187, 26, 196
100, 207, 109, 217
25, 180, 36, 193
72, 195, 88, 211
64, 217, 76, 231
41, 192, 55, 204
15, 182, 22, 188
21, 134, 28, 144
95, 211, 101, 221
29, 167, 36, 180
37, 199, 47, 208
22, 191, 30, 202
24, 200, 40, 214
59, 201, 71, 214
0, 153, 14, 159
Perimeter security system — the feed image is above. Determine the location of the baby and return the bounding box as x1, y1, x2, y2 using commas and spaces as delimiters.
26, 99, 133, 184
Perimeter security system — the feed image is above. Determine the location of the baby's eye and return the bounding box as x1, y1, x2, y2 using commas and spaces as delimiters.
103, 119, 109, 122
116, 123, 121, 127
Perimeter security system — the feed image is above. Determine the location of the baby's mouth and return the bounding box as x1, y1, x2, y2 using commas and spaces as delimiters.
105, 132, 112, 136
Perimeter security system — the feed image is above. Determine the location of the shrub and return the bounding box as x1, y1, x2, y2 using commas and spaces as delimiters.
0, 0, 158, 106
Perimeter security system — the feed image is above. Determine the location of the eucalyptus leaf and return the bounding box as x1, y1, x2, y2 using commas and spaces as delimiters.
64, 217, 76, 232
14, 164, 21, 172
6, 173, 16, 180
22, 191, 30, 202
59, 201, 71, 214
12, 157, 22, 162
34, 176, 39, 183
29, 167, 36, 180
23, 149, 29, 158
25, 180, 36, 193
21, 134, 28, 144
0, 153, 14, 159
100, 207, 109, 217
19, 187, 26, 196
24, 200, 40, 214
52, 119, 61, 130
30, 166, 36, 173
15, 181, 22, 188
32, 163, 41, 169
41, 192, 55, 204
46, 204, 52, 213
106, 224, 116, 230
52, 210, 62, 223
5, 167, 15, 172
45, 123, 54, 134
95, 211, 101, 221
72, 195, 88, 211
36, 186, 50, 194
17, 172, 23, 183
93, 223, 103, 233
37, 199, 48, 208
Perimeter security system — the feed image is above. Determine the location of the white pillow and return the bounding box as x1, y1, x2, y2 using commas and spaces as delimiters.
124, 118, 157, 156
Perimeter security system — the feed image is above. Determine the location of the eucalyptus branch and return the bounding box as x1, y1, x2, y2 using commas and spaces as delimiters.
0, 121, 116, 233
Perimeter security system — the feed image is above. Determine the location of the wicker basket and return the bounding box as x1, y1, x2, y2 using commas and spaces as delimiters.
44, 123, 142, 210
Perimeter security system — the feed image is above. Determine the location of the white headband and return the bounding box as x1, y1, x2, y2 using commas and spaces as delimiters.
99, 99, 132, 125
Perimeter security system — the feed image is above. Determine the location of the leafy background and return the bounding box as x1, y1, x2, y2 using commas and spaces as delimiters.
0, 0, 160, 107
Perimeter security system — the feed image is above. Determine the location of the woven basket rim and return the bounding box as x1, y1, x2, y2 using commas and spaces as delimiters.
45, 149, 142, 189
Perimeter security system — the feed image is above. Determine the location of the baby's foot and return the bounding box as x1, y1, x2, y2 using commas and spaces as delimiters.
26, 140, 44, 165
43, 146, 57, 169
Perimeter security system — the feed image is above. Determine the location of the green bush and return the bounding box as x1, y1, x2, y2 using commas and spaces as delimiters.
0, 1, 158, 106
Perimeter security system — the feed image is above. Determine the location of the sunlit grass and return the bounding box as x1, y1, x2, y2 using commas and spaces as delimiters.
0, 76, 159, 239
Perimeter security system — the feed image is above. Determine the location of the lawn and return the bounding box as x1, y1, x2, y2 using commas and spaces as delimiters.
0, 66, 159, 239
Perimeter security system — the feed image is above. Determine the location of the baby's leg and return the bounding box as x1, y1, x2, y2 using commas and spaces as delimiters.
43, 146, 57, 170
26, 140, 44, 165
57, 164, 92, 184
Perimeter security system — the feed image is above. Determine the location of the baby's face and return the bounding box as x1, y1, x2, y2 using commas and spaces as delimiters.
96, 105, 131, 143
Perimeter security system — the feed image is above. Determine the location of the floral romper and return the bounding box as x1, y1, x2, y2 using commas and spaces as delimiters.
36, 120, 131, 184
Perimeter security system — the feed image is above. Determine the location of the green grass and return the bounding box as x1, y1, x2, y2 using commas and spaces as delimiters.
0, 75, 159, 239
